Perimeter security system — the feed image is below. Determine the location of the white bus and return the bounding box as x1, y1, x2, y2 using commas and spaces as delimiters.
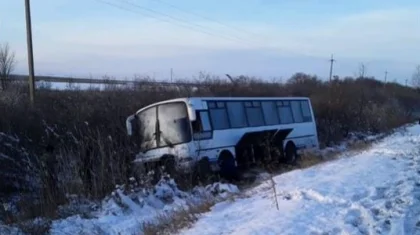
126, 97, 319, 179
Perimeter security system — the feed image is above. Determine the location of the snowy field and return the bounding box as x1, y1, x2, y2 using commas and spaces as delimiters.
180, 124, 420, 235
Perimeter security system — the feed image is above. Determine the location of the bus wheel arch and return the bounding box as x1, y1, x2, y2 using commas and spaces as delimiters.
217, 150, 234, 165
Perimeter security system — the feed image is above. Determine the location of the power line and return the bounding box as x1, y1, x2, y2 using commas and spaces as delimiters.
94, 0, 160, 19
150, 0, 262, 39
97, 0, 255, 46
94, 0, 238, 44
149, 0, 295, 50
94, 0, 310, 58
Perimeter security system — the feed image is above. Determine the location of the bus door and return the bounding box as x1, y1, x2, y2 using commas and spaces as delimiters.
191, 109, 213, 159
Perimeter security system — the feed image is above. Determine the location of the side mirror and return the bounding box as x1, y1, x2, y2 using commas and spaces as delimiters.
126, 114, 137, 136
188, 106, 197, 121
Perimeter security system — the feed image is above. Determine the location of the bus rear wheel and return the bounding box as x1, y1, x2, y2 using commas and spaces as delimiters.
284, 143, 297, 164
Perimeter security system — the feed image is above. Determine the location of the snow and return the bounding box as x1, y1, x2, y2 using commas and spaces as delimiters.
49, 178, 239, 235
180, 124, 420, 235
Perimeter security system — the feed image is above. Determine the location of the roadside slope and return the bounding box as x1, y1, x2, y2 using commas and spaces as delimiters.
180, 124, 420, 235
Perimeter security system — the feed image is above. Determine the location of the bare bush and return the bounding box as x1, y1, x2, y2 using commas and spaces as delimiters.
142, 199, 215, 235
411, 65, 420, 88
0, 43, 16, 91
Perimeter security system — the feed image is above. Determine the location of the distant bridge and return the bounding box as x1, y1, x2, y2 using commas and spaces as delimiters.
8, 74, 208, 88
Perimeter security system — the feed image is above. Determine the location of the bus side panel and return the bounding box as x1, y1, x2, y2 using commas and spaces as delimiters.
190, 97, 320, 166
282, 121, 319, 153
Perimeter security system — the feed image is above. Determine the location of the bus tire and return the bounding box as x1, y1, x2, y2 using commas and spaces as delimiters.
218, 150, 240, 181
284, 142, 297, 164
195, 158, 212, 184
160, 155, 177, 178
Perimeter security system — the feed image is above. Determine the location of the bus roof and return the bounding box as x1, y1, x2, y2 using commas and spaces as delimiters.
134, 96, 310, 115
187, 96, 310, 101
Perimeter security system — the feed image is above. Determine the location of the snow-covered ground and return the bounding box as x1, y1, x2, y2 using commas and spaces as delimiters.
48, 179, 239, 235
180, 124, 420, 235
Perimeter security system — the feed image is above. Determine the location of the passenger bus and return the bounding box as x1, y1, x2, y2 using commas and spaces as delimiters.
126, 97, 319, 179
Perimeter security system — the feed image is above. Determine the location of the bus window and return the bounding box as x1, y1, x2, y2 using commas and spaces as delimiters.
193, 111, 212, 140
261, 101, 280, 125
208, 102, 216, 109
226, 101, 247, 128
209, 106, 230, 130
300, 100, 313, 122
277, 103, 294, 124
200, 111, 212, 131
245, 101, 264, 127
137, 106, 157, 151
217, 102, 225, 108
193, 111, 212, 132
158, 102, 192, 147
291, 101, 304, 123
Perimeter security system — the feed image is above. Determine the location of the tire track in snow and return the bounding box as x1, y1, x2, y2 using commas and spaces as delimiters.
273, 135, 420, 235
339, 138, 420, 234
402, 146, 420, 235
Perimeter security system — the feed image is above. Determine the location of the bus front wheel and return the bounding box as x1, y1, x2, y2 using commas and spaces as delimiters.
194, 158, 212, 185
218, 150, 240, 181
160, 155, 177, 178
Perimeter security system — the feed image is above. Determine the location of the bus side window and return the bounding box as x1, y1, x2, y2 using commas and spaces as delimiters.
300, 100, 313, 122
193, 111, 212, 139
192, 111, 203, 133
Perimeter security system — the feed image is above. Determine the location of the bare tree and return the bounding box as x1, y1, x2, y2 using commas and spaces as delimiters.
353, 63, 368, 78
358, 63, 367, 78
0, 43, 16, 90
411, 65, 420, 88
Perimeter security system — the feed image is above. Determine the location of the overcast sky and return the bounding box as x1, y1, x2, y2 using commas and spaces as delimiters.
1, 0, 419, 83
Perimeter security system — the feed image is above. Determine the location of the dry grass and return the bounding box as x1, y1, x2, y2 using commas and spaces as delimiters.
346, 141, 375, 154
142, 199, 215, 235
297, 153, 326, 169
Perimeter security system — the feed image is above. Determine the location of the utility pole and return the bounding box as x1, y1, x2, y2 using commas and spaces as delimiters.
170, 68, 173, 83
405, 79, 408, 86
384, 70, 388, 83
329, 54, 335, 82
25, 0, 35, 104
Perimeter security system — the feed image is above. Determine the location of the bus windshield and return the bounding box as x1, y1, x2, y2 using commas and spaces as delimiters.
136, 102, 192, 152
